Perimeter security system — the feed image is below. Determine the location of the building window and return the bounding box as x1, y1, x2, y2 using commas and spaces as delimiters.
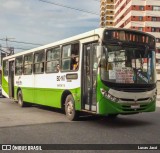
138, 27, 143, 31
152, 28, 160, 32
24, 54, 33, 75
15, 56, 23, 75
62, 43, 79, 71
34, 51, 45, 74
153, 6, 160, 11
156, 49, 160, 53
151, 27, 156, 32
46, 47, 60, 73
156, 38, 160, 43
152, 17, 157, 21
139, 6, 144, 11
139, 16, 143, 21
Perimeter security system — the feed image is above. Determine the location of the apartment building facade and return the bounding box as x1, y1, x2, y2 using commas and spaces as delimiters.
100, 0, 160, 80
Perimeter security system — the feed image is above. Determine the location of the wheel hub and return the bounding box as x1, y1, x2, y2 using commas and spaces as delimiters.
67, 101, 73, 116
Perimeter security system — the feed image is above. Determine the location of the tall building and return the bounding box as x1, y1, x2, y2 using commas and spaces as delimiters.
100, 0, 160, 79
100, 0, 115, 27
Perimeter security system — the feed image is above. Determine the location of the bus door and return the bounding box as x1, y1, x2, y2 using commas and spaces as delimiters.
8, 60, 15, 98
82, 43, 98, 112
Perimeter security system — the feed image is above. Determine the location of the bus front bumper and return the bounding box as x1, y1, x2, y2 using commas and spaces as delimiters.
98, 98, 156, 115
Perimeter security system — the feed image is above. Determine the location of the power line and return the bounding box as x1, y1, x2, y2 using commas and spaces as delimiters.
1, 46, 30, 50
91, 0, 100, 1
0, 38, 43, 46
38, 0, 99, 16
87, 0, 100, 1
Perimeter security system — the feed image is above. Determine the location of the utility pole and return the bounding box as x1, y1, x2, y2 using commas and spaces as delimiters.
4, 36, 15, 47
0, 45, 6, 85
1, 37, 15, 55
0, 45, 7, 66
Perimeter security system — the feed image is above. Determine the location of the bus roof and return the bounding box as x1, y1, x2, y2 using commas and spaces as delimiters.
3, 28, 105, 60
3, 27, 155, 60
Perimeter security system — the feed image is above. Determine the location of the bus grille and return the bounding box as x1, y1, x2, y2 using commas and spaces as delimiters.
121, 104, 148, 111
119, 98, 150, 102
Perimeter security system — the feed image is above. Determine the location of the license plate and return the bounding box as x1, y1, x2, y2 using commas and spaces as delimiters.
131, 104, 140, 109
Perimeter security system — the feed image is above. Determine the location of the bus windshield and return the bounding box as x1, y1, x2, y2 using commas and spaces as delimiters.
100, 44, 156, 85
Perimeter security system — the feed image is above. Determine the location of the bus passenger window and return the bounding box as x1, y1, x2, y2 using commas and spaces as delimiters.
15, 56, 23, 75
34, 51, 45, 74
3, 60, 9, 76
23, 54, 33, 75
56, 64, 60, 72
73, 57, 79, 70
62, 43, 79, 71
46, 47, 60, 73
71, 43, 79, 70
70, 54, 76, 70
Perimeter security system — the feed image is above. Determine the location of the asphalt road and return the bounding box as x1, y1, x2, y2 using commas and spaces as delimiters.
0, 98, 160, 153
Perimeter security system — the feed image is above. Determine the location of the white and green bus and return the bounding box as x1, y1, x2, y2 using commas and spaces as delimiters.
2, 28, 157, 120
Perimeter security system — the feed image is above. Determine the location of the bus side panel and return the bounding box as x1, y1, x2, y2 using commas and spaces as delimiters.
33, 87, 81, 109
70, 87, 81, 111
2, 76, 9, 97
14, 72, 81, 109
34, 88, 61, 108
22, 87, 34, 103
14, 86, 62, 107
14, 75, 34, 103
14, 86, 34, 103
32, 73, 81, 109
44, 89, 61, 108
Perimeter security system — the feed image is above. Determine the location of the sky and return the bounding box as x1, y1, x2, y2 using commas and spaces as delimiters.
0, 0, 100, 53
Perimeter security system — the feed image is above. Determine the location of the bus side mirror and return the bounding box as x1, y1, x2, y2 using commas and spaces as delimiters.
96, 46, 103, 58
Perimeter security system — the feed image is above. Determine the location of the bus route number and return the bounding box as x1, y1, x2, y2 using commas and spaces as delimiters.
57, 75, 66, 81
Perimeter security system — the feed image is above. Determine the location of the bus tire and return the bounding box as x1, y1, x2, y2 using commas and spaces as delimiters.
17, 90, 26, 107
65, 94, 78, 121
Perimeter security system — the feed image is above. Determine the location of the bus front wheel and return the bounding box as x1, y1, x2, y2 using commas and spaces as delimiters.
17, 90, 26, 107
65, 94, 78, 121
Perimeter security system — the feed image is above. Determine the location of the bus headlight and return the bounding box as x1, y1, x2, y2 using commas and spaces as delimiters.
148, 94, 156, 102
100, 88, 119, 102
151, 94, 156, 102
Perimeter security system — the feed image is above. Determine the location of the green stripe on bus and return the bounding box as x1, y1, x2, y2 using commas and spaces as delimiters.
2, 76, 9, 95
14, 86, 81, 110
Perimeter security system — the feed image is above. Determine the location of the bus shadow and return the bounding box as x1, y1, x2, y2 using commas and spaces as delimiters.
30, 104, 64, 114
27, 104, 153, 127
78, 114, 153, 128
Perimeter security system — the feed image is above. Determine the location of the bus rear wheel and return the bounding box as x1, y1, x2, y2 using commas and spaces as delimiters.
65, 94, 78, 121
17, 90, 26, 107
